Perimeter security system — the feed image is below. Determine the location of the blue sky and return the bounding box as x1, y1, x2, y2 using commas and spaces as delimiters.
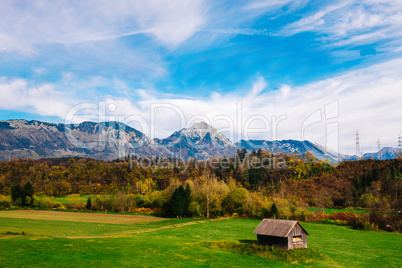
1, 0, 402, 155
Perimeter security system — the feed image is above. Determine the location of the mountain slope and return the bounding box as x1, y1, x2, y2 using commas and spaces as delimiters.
360, 147, 400, 160
0, 120, 170, 160
0, 119, 399, 162
236, 139, 336, 161
233, 141, 400, 162
154, 121, 237, 159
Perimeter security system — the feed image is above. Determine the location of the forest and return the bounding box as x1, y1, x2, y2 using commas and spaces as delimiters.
0, 149, 401, 232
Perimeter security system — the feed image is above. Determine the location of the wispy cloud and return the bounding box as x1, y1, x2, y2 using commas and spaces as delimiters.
280, 2, 351, 36
0, 0, 208, 53
245, 0, 309, 11
280, 0, 402, 50
207, 28, 270, 36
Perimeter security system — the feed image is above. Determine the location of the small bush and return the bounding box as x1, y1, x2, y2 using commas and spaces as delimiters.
257, 207, 270, 219
0, 200, 11, 209
188, 201, 203, 218
294, 209, 312, 222
352, 215, 378, 231
328, 212, 357, 222
204, 241, 327, 264
135, 207, 161, 215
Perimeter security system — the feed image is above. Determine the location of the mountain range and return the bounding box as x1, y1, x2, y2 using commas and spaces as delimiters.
0, 119, 399, 162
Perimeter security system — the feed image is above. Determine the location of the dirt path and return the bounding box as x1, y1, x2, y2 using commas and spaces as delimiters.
66, 218, 229, 239
0, 210, 165, 224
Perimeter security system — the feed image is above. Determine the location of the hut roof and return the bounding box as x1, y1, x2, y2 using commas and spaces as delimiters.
253, 219, 309, 237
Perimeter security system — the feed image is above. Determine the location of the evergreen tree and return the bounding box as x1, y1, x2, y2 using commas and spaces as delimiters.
22, 181, 34, 207
257, 148, 262, 158
11, 184, 22, 203
248, 166, 263, 189
237, 148, 248, 162
352, 176, 362, 199
270, 203, 278, 219
169, 185, 186, 217
372, 163, 380, 182
86, 197, 92, 211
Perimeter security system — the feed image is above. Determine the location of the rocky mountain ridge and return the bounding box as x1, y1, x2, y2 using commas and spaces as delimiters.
0, 119, 399, 162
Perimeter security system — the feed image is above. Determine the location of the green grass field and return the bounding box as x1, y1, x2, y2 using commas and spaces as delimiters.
306, 207, 370, 214
0, 211, 400, 267
35, 195, 96, 204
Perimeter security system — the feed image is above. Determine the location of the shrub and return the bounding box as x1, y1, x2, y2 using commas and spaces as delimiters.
54, 202, 67, 211
352, 215, 378, 231
294, 210, 312, 222
40, 196, 56, 209
257, 207, 270, 219
188, 201, 203, 218
0, 200, 11, 209
328, 212, 356, 222
135, 207, 161, 215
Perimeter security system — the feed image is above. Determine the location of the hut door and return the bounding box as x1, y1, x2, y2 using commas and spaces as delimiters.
292, 235, 303, 249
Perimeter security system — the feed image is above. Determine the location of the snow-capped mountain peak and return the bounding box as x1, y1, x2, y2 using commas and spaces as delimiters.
153, 121, 237, 159
191, 121, 210, 130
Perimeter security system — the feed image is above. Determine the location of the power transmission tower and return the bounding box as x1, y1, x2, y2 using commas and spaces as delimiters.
355, 131, 362, 158
377, 138, 381, 160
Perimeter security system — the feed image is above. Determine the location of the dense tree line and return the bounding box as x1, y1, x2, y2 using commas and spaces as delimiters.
0, 151, 401, 230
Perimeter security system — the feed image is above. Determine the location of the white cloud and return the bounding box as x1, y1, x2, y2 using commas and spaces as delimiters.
280, 2, 349, 36
280, 0, 402, 49
246, 77, 267, 100
0, 0, 207, 53
0, 78, 81, 119
0, 33, 36, 54
245, 0, 309, 12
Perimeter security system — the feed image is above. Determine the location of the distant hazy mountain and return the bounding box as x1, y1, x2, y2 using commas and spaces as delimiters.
360, 147, 400, 160
0, 119, 399, 162
235, 139, 348, 162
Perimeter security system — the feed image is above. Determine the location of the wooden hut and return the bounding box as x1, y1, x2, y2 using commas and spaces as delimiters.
253, 219, 309, 249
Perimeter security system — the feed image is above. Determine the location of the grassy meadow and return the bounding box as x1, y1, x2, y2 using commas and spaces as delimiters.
0, 211, 400, 267
305, 207, 370, 214
35, 195, 96, 204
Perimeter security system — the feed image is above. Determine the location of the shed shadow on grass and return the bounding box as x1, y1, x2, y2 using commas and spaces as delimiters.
238, 239, 257, 245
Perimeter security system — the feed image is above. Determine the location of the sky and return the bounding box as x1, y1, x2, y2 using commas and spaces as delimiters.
0, 0, 402, 155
